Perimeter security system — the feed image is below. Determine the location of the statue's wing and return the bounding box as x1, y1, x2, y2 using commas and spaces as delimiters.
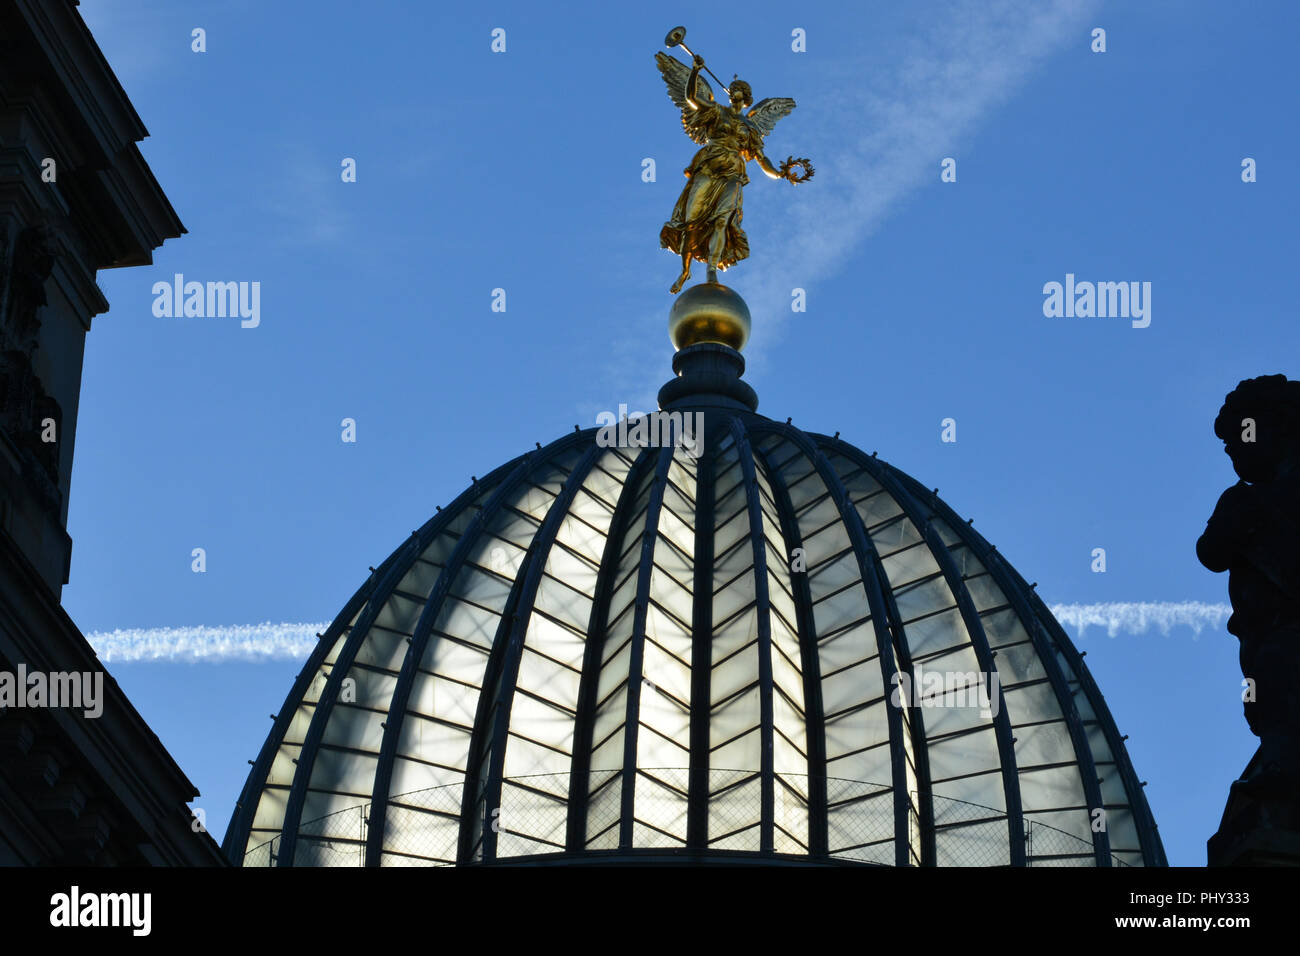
654, 51, 715, 145
746, 97, 796, 137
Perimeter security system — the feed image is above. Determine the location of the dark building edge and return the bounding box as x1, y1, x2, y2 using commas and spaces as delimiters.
0, 0, 222, 864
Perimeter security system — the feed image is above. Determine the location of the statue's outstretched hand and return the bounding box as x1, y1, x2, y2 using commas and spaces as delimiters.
779, 156, 815, 184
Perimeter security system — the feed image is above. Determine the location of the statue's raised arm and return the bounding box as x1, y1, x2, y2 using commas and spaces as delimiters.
654, 51, 716, 145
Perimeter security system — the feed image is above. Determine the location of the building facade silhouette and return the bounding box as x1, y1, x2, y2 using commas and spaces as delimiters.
0, 0, 224, 866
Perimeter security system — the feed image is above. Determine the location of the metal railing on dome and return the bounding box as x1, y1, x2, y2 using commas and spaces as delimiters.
243, 770, 1125, 867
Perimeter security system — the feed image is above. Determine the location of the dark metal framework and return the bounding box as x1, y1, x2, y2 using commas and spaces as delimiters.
223, 412, 1166, 868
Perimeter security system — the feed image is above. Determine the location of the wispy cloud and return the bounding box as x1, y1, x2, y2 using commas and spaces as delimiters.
743, 0, 1099, 348
1050, 602, 1232, 639
263, 149, 352, 248
602, 0, 1100, 407
87, 622, 330, 663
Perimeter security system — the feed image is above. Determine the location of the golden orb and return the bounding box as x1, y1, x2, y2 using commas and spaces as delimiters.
668, 281, 751, 351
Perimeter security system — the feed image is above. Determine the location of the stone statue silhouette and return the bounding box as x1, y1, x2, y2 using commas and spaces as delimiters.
1199, 375, 1300, 861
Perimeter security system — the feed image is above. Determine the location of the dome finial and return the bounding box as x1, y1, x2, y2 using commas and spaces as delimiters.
668, 279, 751, 351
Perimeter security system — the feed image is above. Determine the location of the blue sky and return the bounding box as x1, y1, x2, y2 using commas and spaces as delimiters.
68, 0, 1298, 864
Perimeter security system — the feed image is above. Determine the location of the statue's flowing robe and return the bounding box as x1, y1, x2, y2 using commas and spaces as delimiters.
660, 102, 765, 270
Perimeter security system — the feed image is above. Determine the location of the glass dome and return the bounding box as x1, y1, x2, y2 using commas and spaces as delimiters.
223, 344, 1164, 867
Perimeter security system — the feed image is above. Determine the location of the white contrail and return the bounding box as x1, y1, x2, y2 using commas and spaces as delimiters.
87, 601, 1229, 663
1049, 602, 1231, 639
87, 622, 331, 663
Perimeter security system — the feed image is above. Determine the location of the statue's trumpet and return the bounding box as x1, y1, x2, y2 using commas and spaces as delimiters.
665, 26, 733, 96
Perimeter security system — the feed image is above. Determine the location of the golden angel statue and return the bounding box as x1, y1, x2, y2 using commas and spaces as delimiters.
655, 42, 813, 294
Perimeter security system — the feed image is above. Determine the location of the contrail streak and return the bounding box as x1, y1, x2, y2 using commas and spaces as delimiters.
1049, 602, 1231, 639
87, 601, 1230, 663
87, 622, 331, 663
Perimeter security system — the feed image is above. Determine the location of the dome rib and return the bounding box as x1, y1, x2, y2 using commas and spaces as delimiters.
468, 443, 605, 862
749, 437, 828, 856
278, 531, 424, 865
684, 440, 714, 849
221, 542, 389, 860
833, 462, 931, 866
1036, 605, 1164, 865
363, 454, 534, 866
877, 461, 1116, 866
750, 426, 919, 861
733, 421, 778, 852
845, 442, 1027, 865
1025, 572, 1164, 863
567, 447, 657, 850
781, 430, 937, 865
789, 431, 915, 866
224, 453, 515, 862
451, 442, 594, 860
284, 432, 586, 867
615, 446, 677, 852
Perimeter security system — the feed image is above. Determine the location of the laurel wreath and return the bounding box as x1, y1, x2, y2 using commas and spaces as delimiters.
780, 156, 815, 184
